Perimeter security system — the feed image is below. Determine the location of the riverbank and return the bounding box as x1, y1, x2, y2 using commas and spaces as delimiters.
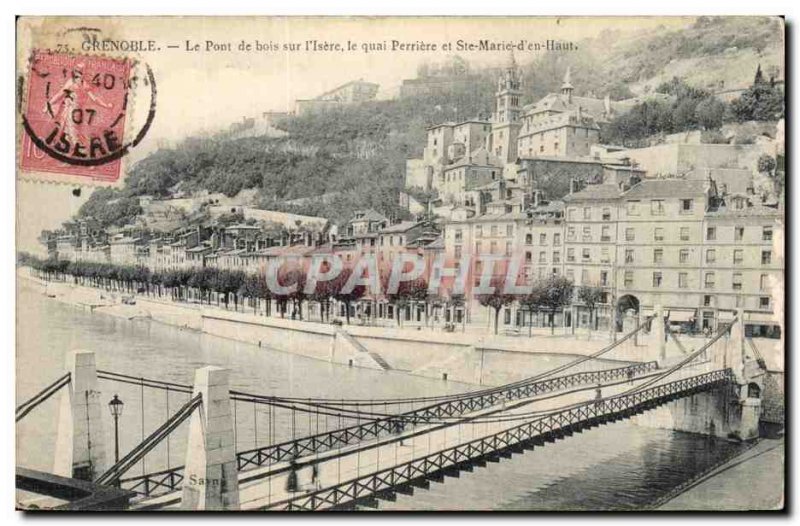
18, 269, 655, 386
658, 437, 784, 510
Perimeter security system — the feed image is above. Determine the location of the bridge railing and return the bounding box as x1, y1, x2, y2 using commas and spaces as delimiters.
116, 361, 657, 498
267, 368, 733, 511
234, 361, 658, 471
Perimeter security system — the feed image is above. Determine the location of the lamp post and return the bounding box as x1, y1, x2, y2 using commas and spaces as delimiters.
108, 394, 124, 464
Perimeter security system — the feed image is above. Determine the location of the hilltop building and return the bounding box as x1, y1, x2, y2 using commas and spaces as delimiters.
295, 79, 380, 115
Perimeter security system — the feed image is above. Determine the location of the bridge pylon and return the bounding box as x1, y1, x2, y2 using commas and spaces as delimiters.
53, 350, 108, 481
181, 366, 240, 511
648, 305, 667, 365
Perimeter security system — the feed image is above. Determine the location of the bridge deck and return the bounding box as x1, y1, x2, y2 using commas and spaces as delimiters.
138, 362, 721, 511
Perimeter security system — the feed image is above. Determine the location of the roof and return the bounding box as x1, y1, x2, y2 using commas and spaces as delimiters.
706, 204, 782, 219
423, 236, 445, 250
379, 221, 418, 234
525, 93, 609, 121
621, 179, 707, 200
349, 209, 388, 223
563, 184, 623, 202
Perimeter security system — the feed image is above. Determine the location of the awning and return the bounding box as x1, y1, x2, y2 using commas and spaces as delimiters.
665, 310, 695, 322
744, 312, 780, 324
718, 310, 736, 321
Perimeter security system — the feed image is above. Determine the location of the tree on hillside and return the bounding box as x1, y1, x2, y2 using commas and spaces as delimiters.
730, 66, 785, 122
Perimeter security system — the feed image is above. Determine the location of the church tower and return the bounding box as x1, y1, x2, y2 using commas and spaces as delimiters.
560, 67, 574, 103
489, 52, 523, 164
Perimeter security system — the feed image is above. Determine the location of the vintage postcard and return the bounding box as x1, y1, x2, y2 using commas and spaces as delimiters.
15, 16, 785, 511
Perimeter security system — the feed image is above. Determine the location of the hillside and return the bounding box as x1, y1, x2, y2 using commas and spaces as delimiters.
75, 16, 783, 230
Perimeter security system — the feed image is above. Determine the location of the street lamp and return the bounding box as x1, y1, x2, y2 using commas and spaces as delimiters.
108, 394, 124, 464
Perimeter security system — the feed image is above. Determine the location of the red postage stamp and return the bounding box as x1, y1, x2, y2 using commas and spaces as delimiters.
20, 51, 134, 182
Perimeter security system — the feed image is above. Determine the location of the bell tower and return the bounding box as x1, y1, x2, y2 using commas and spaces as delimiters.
490, 51, 523, 164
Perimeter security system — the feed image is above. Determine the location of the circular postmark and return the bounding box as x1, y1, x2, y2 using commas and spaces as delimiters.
20, 50, 156, 182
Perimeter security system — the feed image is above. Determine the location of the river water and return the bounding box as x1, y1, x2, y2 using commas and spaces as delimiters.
16, 281, 749, 510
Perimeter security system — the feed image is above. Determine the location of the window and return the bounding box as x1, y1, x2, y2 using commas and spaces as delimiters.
553, 251, 561, 264
568, 226, 576, 240
624, 270, 633, 288
583, 207, 591, 220
760, 297, 771, 310
654, 228, 664, 242
525, 251, 532, 263
706, 227, 716, 241
734, 249, 743, 265
653, 249, 663, 264
525, 233, 532, 245
490, 225, 498, 237
540, 233, 547, 245
602, 208, 611, 221
454, 229, 463, 243
651, 200, 665, 215
763, 226, 773, 242
567, 248, 575, 262
625, 228, 635, 242
680, 227, 690, 241
680, 199, 693, 213
505, 242, 512, 257
553, 233, 561, 246
625, 249, 634, 264
679, 272, 688, 289
601, 247, 610, 264
601, 226, 611, 242
627, 201, 640, 216
582, 226, 591, 242
581, 269, 588, 284
652, 272, 663, 288
566, 269, 575, 282
454, 246, 462, 259
568, 208, 576, 221
600, 270, 608, 286
762, 250, 772, 265
679, 249, 689, 264
490, 241, 499, 254
704, 272, 715, 289
732, 273, 743, 291
760, 274, 769, 291
582, 248, 591, 262
706, 249, 716, 264
539, 251, 546, 264
475, 241, 482, 253
735, 226, 744, 241
506, 224, 514, 237
704, 295, 712, 307
476, 226, 483, 238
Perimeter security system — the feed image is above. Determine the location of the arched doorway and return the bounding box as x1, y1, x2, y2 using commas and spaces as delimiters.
616, 294, 640, 332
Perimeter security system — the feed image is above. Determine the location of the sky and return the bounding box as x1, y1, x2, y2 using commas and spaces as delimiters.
16, 16, 694, 253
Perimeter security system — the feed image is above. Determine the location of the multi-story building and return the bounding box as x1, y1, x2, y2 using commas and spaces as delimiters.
563, 183, 621, 328
439, 176, 784, 337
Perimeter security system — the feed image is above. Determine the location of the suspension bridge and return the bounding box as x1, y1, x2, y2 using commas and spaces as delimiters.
16, 306, 773, 511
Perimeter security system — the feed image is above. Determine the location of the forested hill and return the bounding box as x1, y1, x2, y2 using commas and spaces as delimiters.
76, 16, 783, 229
80, 76, 498, 228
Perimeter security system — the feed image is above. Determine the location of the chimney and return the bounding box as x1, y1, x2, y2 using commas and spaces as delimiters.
569, 179, 577, 195
533, 190, 541, 208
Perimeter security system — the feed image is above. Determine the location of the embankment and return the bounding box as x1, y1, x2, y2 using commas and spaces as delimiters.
20, 271, 648, 386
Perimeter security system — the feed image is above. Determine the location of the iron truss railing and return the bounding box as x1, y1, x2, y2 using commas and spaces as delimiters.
266, 368, 733, 511
235, 361, 658, 470
120, 361, 656, 498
